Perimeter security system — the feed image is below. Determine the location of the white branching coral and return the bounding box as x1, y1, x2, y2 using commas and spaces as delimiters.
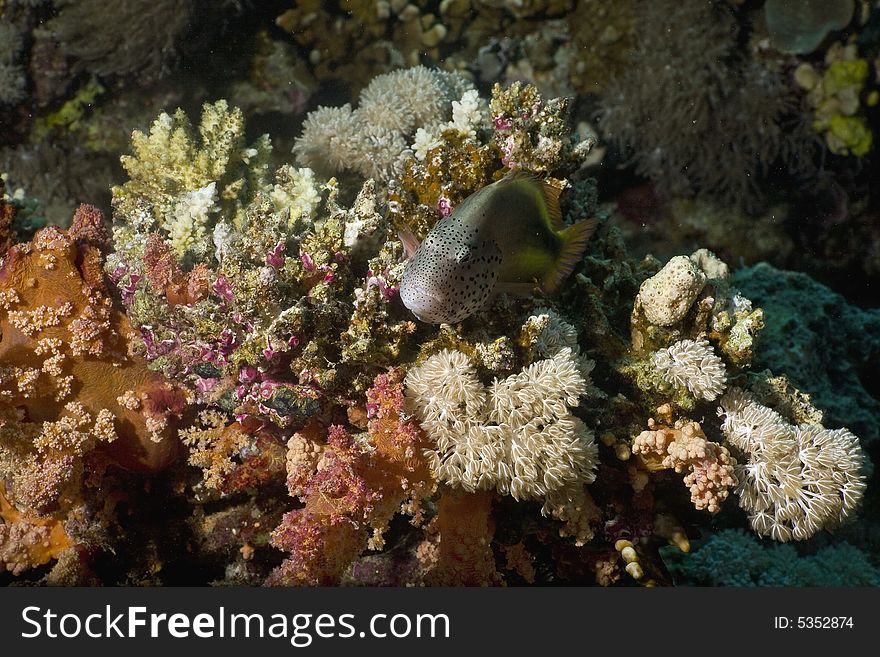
448, 89, 488, 139
167, 182, 217, 258
405, 348, 598, 503
293, 66, 476, 182
412, 127, 443, 161
269, 166, 322, 223
412, 88, 488, 160
653, 338, 727, 401
718, 388, 867, 542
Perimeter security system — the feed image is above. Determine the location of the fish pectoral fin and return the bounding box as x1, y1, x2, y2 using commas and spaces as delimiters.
398, 228, 421, 258
542, 216, 600, 293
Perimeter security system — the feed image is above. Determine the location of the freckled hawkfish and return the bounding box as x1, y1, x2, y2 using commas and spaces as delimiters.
400, 173, 598, 324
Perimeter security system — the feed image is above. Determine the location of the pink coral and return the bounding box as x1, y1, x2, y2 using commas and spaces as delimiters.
267, 369, 433, 586
69, 204, 109, 250
633, 406, 737, 513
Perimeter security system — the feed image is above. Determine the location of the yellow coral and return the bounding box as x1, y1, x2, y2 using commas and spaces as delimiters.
799, 42, 876, 156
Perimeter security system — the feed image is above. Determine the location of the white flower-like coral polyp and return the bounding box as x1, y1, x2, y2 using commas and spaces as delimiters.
404, 348, 598, 502
653, 338, 727, 401
718, 388, 867, 542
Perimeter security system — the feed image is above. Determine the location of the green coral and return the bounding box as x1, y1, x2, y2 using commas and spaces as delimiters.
796, 42, 877, 157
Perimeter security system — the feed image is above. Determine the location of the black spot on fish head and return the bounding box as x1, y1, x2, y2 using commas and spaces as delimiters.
400, 237, 500, 324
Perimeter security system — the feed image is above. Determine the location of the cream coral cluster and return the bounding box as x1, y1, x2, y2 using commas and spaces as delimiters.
718, 388, 866, 542
652, 338, 727, 401
405, 347, 598, 502
293, 66, 481, 181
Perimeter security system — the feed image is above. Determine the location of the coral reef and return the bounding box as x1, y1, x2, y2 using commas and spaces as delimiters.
0, 217, 184, 476
629, 248, 764, 372
0, 39, 875, 588
273, 0, 636, 101
275, 1, 453, 91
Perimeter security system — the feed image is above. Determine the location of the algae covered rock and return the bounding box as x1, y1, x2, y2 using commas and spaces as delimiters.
636, 255, 706, 328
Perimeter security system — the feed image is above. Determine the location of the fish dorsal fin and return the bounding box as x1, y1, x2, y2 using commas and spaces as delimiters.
503, 171, 565, 230
398, 228, 421, 258
542, 216, 600, 293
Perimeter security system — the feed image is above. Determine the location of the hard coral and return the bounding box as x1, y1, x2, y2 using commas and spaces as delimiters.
635, 256, 706, 328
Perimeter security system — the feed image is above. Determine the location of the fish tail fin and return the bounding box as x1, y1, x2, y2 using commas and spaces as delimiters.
542, 217, 599, 292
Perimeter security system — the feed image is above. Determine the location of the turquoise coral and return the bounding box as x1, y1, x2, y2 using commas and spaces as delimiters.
665, 529, 880, 586
764, 0, 855, 55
